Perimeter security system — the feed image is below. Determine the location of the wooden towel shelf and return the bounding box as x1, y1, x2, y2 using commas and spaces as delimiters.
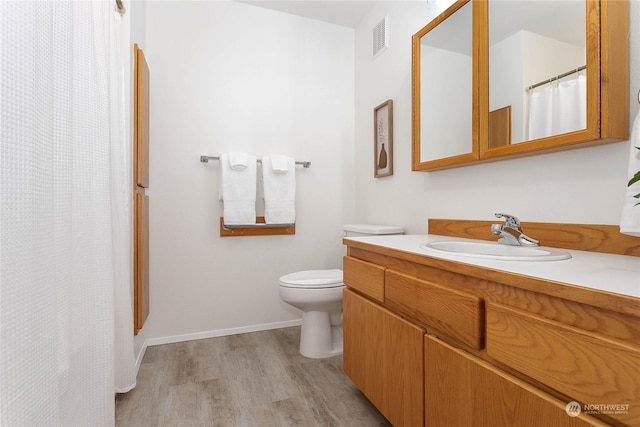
219, 217, 296, 237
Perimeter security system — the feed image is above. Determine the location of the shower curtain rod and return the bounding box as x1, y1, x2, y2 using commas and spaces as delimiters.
527, 65, 586, 91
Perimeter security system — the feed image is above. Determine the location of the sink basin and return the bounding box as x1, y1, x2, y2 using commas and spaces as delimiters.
421, 240, 571, 261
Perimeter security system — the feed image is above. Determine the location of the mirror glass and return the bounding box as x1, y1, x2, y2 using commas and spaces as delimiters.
488, 1, 586, 148
419, 1, 473, 162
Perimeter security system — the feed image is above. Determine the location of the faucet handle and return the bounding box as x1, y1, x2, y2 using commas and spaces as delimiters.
494, 213, 521, 229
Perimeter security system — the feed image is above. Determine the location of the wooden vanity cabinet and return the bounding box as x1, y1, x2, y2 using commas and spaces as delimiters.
343, 243, 639, 426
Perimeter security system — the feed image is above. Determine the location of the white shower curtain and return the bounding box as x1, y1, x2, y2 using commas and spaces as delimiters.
1, 1, 136, 425
528, 73, 586, 140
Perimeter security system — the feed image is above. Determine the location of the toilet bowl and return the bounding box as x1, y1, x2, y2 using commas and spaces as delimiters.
279, 269, 345, 359
279, 224, 404, 359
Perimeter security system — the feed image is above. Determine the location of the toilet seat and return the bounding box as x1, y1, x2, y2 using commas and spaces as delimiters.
279, 269, 344, 289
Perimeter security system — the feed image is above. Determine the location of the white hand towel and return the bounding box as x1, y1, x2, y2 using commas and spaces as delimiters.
620, 110, 640, 237
270, 154, 289, 174
219, 153, 257, 225
228, 152, 248, 171
262, 156, 296, 224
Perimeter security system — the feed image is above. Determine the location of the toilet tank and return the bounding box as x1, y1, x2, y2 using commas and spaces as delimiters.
343, 224, 404, 237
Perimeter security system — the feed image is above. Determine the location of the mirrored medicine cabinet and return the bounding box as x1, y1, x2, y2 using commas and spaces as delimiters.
412, 0, 629, 171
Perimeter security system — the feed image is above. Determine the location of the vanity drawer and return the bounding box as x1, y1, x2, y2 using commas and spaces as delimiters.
486, 302, 640, 426
385, 270, 483, 349
343, 256, 385, 303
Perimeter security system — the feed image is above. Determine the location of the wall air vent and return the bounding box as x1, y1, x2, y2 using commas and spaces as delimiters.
373, 15, 389, 58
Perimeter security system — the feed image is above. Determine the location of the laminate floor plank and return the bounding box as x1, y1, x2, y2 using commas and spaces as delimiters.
116, 327, 390, 427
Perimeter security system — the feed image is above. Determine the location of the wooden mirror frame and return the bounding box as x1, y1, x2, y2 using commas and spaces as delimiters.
412, 0, 629, 172
412, 0, 479, 171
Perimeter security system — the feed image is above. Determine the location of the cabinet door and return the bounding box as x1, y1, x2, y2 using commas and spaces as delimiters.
133, 44, 149, 188
343, 289, 425, 427
134, 191, 149, 334
424, 335, 606, 427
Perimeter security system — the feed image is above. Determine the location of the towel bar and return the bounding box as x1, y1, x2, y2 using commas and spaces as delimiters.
200, 155, 311, 168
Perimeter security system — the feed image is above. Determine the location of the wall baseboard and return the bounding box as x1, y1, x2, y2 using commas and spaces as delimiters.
134, 318, 303, 374
134, 339, 148, 375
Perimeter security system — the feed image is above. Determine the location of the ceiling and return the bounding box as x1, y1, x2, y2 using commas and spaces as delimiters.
237, 1, 382, 28
239, 1, 585, 47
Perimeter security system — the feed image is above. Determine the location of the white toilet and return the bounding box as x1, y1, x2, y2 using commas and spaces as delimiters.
279, 224, 404, 358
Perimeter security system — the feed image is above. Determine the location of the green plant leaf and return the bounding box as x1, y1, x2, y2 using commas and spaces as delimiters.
627, 148, 639, 202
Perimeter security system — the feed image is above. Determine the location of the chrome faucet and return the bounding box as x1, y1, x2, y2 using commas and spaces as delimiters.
491, 213, 539, 247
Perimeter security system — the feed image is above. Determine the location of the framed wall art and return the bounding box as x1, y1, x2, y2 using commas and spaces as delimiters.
374, 99, 393, 178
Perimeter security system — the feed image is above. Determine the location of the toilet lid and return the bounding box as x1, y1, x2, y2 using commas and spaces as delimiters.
279, 269, 344, 289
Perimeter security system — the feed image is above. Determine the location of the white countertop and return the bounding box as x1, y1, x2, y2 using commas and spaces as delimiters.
344, 234, 640, 299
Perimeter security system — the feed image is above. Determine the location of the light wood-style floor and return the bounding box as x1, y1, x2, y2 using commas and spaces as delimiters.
116, 327, 391, 427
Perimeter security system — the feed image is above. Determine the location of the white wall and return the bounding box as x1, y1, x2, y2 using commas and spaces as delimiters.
130, 0, 146, 50
141, 1, 355, 344
355, 0, 640, 233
